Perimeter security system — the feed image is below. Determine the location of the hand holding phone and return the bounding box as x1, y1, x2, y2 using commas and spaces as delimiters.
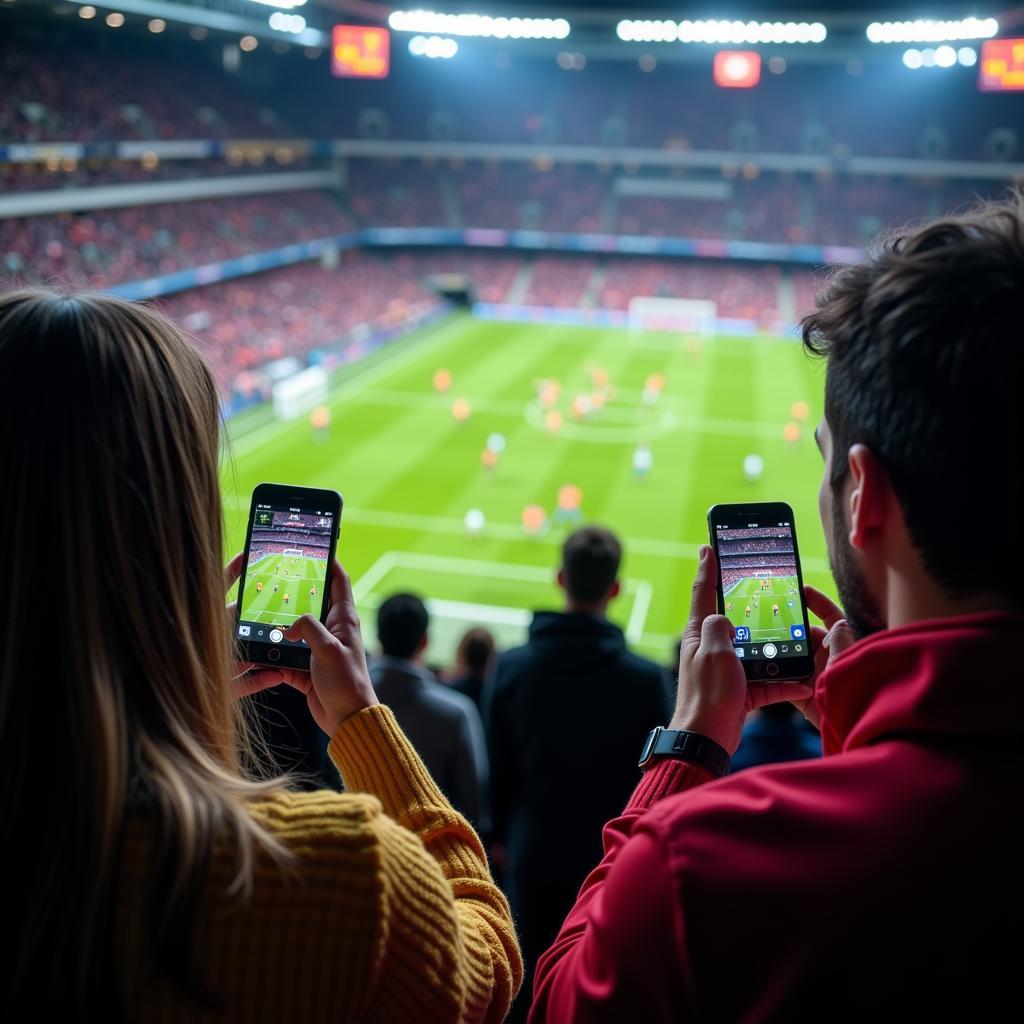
235, 483, 343, 671
670, 545, 813, 755
707, 502, 815, 682
281, 561, 379, 736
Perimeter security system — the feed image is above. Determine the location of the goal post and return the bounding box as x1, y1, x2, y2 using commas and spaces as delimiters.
272, 366, 328, 421
282, 548, 303, 557
627, 297, 718, 337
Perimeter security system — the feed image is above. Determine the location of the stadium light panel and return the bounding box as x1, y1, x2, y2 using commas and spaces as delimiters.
269, 12, 305, 33
958, 46, 977, 67
248, 0, 307, 8
409, 34, 458, 58
902, 48, 923, 68
389, 11, 570, 40
618, 18, 826, 45
865, 17, 997, 44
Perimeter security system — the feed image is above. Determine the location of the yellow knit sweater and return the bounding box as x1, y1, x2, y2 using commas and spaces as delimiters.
117, 705, 522, 1022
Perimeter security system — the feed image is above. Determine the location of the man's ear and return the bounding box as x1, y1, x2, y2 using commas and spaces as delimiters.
417, 632, 429, 656
608, 580, 621, 601
846, 444, 889, 550
557, 568, 567, 591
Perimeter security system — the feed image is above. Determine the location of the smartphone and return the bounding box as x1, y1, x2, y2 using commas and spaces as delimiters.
235, 482, 343, 671
707, 502, 814, 682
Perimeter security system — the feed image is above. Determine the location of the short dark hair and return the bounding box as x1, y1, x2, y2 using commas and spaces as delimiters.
562, 526, 622, 603
801, 194, 1024, 604
377, 593, 428, 658
456, 627, 495, 677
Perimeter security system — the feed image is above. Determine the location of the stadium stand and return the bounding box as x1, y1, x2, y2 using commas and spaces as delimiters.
0, 38, 289, 142
157, 255, 442, 392
1, 192, 353, 289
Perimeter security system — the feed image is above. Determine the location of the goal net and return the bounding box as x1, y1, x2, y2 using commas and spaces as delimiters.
282, 548, 303, 557
627, 297, 718, 337
272, 365, 328, 420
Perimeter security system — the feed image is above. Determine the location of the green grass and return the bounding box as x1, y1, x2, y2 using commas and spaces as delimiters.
240, 554, 326, 628
222, 312, 835, 664
723, 575, 803, 645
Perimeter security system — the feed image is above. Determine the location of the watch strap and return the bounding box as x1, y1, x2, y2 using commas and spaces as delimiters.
638, 726, 731, 778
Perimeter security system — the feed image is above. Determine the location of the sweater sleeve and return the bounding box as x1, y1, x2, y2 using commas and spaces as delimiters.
528, 759, 713, 1023
328, 705, 522, 1023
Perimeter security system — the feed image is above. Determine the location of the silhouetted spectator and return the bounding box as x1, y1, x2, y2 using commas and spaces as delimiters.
448, 627, 496, 712
484, 526, 669, 1015
370, 593, 488, 827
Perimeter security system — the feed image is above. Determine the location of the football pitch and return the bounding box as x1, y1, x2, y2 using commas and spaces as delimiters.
722, 575, 803, 644
222, 312, 836, 663
241, 554, 326, 628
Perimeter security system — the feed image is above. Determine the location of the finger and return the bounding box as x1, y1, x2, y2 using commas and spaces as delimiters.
804, 585, 845, 630
327, 560, 362, 643
809, 625, 830, 675
683, 546, 718, 649
224, 552, 245, 593
232, 670, 284, 700
284, 613, 341, 657
699, 613, 735, 652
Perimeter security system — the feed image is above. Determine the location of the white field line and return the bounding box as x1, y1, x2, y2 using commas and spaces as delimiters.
625, 579, 653, 645
423, 598, 532, 628
353, 549, 651, 639
229, 316, 476, 457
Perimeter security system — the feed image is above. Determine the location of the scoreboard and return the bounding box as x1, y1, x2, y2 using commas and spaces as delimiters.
979, 38, 1024, 92
332, 25, 390, 79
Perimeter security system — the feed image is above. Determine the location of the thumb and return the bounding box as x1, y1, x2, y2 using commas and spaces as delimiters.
284, 614, 340, 657
824, 618, 855, 656
699, 613, 735, 652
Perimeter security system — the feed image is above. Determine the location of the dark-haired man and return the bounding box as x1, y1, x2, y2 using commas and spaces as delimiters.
530, 199, 1024, 1021
369, 593, 488, 827
485, 526, 670, 1014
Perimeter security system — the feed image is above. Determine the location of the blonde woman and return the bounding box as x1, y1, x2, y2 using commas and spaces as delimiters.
0, 290, 521, 1020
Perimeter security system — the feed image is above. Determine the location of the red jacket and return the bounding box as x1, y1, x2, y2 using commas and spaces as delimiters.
530, 612, 1024, 1022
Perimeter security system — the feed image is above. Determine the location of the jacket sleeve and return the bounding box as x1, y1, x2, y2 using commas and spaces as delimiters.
329, 705, 522, 1023
528, 760, 713, 1023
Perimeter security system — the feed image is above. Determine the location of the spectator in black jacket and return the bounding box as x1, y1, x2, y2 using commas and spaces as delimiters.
483, 525, 670, 1016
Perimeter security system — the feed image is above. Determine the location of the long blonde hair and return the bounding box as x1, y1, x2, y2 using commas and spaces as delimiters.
0, 290, 291, 1011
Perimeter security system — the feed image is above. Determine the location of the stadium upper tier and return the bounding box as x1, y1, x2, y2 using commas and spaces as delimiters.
1, 35, 1021, 164
0, 192, 353, 288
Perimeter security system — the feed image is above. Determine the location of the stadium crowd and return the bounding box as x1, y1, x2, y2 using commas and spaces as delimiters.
157, 256, 442, 392
0, 191, 353, 290
720, 566, 798, 589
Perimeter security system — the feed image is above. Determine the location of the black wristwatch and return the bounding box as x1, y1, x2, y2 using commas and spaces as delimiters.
638, 726, 731, 778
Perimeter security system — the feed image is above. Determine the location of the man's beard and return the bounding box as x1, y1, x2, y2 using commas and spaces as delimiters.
829, 500, 886, 640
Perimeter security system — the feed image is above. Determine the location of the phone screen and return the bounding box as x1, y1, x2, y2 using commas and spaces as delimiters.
237, 503, 334, 650
713, 518, 811, 666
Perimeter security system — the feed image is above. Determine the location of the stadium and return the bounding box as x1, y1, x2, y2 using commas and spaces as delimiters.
4, 0, 1022, 1017
6, 0, 1019, 662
